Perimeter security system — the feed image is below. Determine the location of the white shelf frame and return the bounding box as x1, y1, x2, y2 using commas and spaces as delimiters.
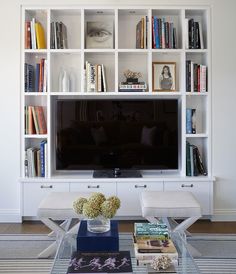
21, 5, 212, 181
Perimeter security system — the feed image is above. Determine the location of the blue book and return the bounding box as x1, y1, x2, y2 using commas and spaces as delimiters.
40, 140, 47, 177
154, 16, 159, 48
186, 108, 192, 134
77, 220, 119, 252
35, 63, 40, 92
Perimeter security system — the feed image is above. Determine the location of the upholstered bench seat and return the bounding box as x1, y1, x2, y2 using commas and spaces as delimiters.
141, 191, 201, 233
37, 192, 90, 258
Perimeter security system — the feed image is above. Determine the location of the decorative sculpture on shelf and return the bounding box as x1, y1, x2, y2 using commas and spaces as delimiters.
123, 69, 142, 83
151, 255, 172, 271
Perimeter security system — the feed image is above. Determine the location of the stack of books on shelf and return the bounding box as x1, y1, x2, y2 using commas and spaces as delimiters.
185, 18, 204, 49
25, 105, 47, 135
25, 60, 47, 92
152, 17, 177, 49
186, 61, 207, 92
136, 16, 148, 49
119, 81, 147, 92
25, 140, 47, 178
186, 108, 196, 134
133, 222, 178, 266
25, 19, 46, 49
186, 142, 207, 176
50, 21, 68, 49
84, 61, 107, 92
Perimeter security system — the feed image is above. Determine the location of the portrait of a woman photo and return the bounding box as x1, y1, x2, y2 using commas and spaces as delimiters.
159, 65, 174, 90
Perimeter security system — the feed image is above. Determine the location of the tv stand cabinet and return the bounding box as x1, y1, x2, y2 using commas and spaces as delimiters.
21, 5, 214, 219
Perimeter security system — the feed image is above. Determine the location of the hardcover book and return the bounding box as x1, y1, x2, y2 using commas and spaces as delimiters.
67, 251, 133, 273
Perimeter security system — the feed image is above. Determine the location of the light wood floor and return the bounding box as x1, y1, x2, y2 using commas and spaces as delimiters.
0, 220, 236, 234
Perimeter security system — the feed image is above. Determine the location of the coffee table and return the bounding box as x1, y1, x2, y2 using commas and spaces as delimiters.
50, 232, 200, 274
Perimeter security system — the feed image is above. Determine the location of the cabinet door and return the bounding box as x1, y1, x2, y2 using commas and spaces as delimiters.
117, 182, 163, 216
164, 181, 211, 215
23, 182, 69, 217
70, 182, 116, 197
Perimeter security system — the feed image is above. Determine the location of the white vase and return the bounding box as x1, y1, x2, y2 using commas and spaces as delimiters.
58, 68, 70, 92
87, 215, 110, 233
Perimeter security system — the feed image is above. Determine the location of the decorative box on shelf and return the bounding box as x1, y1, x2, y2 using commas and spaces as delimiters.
77, 220, 119, 252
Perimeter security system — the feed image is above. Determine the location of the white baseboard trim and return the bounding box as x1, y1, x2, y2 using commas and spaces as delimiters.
0, 209, 22, 223
212, 209, 236, 221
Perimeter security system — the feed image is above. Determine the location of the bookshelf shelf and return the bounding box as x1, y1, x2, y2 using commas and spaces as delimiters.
21, 5, 213, 218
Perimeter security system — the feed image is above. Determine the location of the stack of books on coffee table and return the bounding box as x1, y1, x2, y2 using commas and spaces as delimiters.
133, 222, 178, 266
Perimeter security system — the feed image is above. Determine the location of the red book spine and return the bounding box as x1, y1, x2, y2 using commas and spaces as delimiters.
35, 106, 47, 134
39, 59, 45, 92
197, 65, 200, 92
25, 21, 31, 49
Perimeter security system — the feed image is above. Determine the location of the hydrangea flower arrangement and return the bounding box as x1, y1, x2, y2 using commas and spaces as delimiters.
73, 193, 121, 219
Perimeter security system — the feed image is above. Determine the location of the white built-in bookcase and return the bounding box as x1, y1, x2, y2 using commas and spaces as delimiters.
21, 6, 213, 218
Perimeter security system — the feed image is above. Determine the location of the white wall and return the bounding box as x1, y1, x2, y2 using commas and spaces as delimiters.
0, 0, 235, 222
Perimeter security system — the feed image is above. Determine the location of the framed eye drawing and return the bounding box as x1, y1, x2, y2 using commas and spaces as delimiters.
86, 21, 114, 49
152, 62, 176, 91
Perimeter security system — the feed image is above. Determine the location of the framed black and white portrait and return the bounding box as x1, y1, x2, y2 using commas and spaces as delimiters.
152, 62, 176, 91
86, 21, 113, 49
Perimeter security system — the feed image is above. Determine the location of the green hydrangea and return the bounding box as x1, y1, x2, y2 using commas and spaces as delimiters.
101, 200, 117, 219
88, 193, 106, 207
83, 201, 100, 219
73, 198, 88, 214
107, 196, 121, 210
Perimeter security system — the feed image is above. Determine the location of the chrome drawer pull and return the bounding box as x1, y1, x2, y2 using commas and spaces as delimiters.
40, 185, 53, 189
181, 184, 193, 188
135, 185, 147, 188
88, 185, 100, 189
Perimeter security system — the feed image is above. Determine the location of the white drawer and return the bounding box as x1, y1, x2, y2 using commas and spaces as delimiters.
70, 182, 116, 197
117, 182, 163, 216
22, 182, 69, 216
164, 181, 212, 215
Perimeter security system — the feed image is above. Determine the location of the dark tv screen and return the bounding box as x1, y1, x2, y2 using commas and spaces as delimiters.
56, 99, 178, 171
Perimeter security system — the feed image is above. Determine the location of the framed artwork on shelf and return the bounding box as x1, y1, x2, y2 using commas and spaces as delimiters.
152, 62, 176, 91
86, 21, 114, 49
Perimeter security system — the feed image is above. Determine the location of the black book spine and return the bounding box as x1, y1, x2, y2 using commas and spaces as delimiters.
195, 147, 207, 176
195, 22, 201, 49
188, 19, 194, 49
50, 22, 55, 49
193, 146, 199, 176
173, 27, 177, 49
193, 22, 198, 49
165, 22, 169, 48
186, 60, 191, 92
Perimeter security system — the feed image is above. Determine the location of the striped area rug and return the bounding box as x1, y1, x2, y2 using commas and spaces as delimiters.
1, 258, 236, 273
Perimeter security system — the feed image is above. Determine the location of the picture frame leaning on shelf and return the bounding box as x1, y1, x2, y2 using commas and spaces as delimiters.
152, 62, 176, 91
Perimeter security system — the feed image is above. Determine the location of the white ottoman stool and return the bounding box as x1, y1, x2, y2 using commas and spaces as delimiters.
37, 192, 90, 258
140, 191, 201, 234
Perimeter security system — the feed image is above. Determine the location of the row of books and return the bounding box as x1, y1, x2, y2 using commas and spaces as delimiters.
25, 106, 47, 135
136, 16, 148, 49
119, 82, 147, 92
186, 61, 207, 92
133, 222, 178, 266
50, 21, 68, 49
25, 61, 47, 93
186, 108, 196, 134
25, 19, 46, 49
25, 140, 47, 177
185, 18, 204, 49
152, 17, 177, 49
186, 142, 207, 176
84, 61, 107, 92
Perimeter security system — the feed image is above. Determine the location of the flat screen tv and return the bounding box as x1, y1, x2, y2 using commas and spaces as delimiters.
56, 99, 179, 177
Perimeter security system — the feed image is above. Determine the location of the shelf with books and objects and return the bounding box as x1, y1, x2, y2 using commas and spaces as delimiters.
24, 9, 47, 50
50, 9, 81, 50
50, 52, 81, 93
184, 9, 208, 50
152, 9, 182, 50
118, 9, 149, 49
152, 52, 182, 93
84, 9, 115, 50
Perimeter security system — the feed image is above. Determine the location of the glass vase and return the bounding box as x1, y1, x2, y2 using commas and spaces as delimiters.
87, 215, 110, 233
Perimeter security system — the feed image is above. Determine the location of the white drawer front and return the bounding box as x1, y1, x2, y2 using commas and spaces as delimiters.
70, 182, 116, 197
117, 182, 163, 216
23, 182, 69, 216
164, 181, 211, 215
